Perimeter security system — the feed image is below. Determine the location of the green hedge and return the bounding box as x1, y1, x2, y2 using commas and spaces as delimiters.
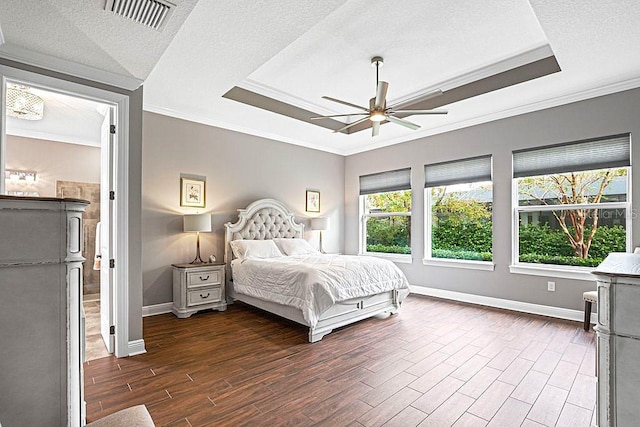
432, 219, 492, 253
366, 244, 411, 254
366, 218, 625, 265
518, 253, 602, 267
518, 223, 625, 266
366, 217, 410, 248
432, 249, 492, 261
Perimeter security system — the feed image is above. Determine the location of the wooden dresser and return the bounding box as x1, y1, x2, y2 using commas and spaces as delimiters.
0, 196, 88, 427
592, 253, 640, 427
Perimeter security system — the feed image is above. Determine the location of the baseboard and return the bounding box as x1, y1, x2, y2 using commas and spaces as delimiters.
128, 339, 146, 356
410, 286, 597, 324
142, 302, 173, 317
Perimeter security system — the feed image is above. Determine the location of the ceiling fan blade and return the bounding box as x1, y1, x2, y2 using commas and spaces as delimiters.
322, 96, 369, 112
388, 89, 443, 110
387, 115, 420, 131
372, 121, 380, 137
391, 109, 448, 115
375, 81, 389, 109
310, 113, 369, 120
333, 116, 371, 133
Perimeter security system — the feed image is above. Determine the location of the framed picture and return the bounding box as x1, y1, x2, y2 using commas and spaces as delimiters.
180, 177, 206, 208
306, 190, 320, 213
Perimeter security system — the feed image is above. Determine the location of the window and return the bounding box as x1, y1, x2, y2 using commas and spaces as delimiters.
360, 168, 411, 258
424, 155, 493, 267
513, 134, 631, 271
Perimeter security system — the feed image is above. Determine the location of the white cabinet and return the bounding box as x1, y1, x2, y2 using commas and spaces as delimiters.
172, 263, 226, 318
593, 253, 640, 427
0, 196, 88, 427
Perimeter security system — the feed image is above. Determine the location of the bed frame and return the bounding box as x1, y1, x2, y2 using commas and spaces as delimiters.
224, 198, 401, 342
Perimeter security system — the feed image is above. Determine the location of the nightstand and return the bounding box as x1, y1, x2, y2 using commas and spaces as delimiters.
172, 263, 227, 318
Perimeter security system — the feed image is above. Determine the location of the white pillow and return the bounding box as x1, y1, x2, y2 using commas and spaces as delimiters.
229, 239, 283, 260
274, 238, 319, 256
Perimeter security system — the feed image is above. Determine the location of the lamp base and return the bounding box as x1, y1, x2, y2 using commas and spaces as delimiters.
319, 230, 325, 254
189, 255, 205, 264
189, 232, 205, 264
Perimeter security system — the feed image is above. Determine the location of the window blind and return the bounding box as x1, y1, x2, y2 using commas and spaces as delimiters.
424, 155, 492, 188
513, 133, 631, 178
359, 168, 411, 195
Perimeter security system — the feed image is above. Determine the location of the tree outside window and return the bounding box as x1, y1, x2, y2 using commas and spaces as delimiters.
363, 190, 411, 255
516, 168, 629, 267
429, 182, 493, 261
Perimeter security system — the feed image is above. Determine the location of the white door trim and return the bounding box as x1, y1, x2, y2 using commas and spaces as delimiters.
0, 64, 134, 357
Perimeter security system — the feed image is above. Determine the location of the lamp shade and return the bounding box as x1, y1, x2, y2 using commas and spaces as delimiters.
310, 217, 329, 231
183, 214, 211, 232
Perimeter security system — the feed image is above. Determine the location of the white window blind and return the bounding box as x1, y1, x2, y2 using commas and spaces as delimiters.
359, 168, 411, 195
513, 133, 631, 178
424, 155, 492, 188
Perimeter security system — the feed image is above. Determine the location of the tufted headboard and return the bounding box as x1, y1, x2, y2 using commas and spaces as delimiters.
224, 199, 304, 287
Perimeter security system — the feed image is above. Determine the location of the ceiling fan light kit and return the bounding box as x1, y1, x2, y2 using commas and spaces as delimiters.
311, 56, 448, 137
369, 111, 386, 122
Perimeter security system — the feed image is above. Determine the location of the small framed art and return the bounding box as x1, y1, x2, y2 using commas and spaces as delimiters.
306, 190, 320, 213
180, 176, 206, 208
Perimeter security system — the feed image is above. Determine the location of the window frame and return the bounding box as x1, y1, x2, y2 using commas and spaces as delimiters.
423, 155, 495, 271
510, 169, 632, 281
359, 193, 412, 263
423, 183, 495, 271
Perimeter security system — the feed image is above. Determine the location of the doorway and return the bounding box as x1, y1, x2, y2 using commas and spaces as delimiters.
0, 64, 130, 358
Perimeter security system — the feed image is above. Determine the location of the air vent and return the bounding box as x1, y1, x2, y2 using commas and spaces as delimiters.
105, 0, 176, 31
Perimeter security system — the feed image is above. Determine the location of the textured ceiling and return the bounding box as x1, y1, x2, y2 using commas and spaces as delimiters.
0, 0, 198, 86
2, 0, 640, 155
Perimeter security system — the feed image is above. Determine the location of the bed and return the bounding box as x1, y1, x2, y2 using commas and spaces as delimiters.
223, 198, 410, 342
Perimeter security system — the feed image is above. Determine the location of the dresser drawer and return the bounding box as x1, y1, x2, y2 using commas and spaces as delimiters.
187, 269, 221, 287
187, 286, 222, 306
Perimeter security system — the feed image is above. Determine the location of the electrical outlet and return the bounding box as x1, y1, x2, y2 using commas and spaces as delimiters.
547, 281, 556, 292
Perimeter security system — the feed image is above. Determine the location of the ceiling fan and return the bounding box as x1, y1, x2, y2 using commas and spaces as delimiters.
311, 56, 448, 137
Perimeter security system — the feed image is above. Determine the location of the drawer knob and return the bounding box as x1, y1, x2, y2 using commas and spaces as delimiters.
200, 293, 210, 299
199, 275, 210, 281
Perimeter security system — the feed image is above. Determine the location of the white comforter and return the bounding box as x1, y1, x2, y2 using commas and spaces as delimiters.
231, 253, 410, 327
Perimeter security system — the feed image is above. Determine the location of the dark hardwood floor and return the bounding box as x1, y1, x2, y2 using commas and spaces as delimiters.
84, 295, 596, 426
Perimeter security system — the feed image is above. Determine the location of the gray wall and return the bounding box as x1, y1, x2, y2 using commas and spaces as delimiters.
345, 87, 640, 311
141, 112, 345, 306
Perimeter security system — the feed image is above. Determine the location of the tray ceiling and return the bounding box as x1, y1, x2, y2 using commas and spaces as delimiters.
2, 0, 640, 155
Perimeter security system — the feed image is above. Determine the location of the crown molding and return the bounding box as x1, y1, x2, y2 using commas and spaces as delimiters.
341, 75, 640, 155
6, 128, 100, 147
0, 44, 143, 91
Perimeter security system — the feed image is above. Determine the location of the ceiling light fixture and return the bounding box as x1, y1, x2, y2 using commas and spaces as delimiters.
369, 111, 386, 122
6, 84, 44, 120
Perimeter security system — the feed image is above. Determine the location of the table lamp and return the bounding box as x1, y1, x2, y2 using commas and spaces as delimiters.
310, 217, 329, 253
183, 213, 211, 264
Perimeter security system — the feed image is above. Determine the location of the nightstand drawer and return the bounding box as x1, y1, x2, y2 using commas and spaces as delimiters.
187, 286, 222, 306
187, 270, 221, 287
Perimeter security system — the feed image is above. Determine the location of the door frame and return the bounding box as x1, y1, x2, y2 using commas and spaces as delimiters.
0, 64, 131, 357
